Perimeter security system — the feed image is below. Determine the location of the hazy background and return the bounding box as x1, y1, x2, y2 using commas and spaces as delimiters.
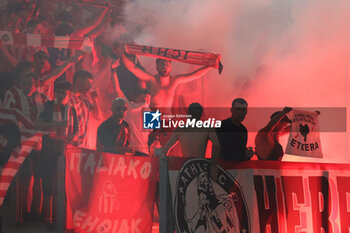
120, 0, 349, 163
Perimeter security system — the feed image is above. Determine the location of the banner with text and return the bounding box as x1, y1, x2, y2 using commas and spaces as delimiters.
65, 148, 158, 233
286, 109, 323, 158
168, 157, 350, 233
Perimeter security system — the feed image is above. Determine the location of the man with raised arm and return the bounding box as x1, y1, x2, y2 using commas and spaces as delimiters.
111, 59, 152, 155
68, 70, 100, 149
118, 46, 212, 110
255, 107, 292, 161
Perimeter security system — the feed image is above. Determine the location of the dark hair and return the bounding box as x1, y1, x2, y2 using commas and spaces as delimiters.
55, 22, 75, 36
34, 51, 48, 60
188, 102, 203, 120
26, 18, 40, 30
270, 111, 281, 119
13, 60, 34, 82
232, 98, 248, 107
73, 70, 93, 85
57, 10, 75, 25
270, 111, 290, 122
54, 80, 72, 92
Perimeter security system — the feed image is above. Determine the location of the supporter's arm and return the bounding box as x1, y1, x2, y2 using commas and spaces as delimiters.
111, 59, 127, 100
0, 47, 17, 67
263, 107, 293, 133
84, 8, 111, 39
113, 146, 135, 155
174, 66, 212, 85
255, 107, 292, 160
210, 130, 221, 180
209, 130, 220, 158
12, 0, 38, 33
39, 51, 84, 86
74, 5, 110, 37
87, 91, 101, 121
161, 130, 179, 156
78, 89, 100, 121
120, 53, 156, 82
244, 147, 255, 160
255, 130, 272, 160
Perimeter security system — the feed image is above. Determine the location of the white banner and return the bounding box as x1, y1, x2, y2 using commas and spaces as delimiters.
285, 109, 323, 157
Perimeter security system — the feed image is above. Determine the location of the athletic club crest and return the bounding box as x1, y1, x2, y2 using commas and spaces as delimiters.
174, 159, 250, 233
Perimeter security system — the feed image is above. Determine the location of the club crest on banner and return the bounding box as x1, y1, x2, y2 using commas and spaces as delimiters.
0, 31, 13, 45
1, 33, 9, 41
174, 158, 250, 233
98, 180, 120, 214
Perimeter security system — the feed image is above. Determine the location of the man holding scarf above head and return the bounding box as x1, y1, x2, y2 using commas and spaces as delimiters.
115, 44, 213, 111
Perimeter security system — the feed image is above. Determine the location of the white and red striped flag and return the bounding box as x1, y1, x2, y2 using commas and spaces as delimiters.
0, 31, 94, 52
0, 108, 44, 207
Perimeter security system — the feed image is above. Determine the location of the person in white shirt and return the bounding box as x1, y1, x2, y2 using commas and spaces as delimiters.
111, 59, 152, 155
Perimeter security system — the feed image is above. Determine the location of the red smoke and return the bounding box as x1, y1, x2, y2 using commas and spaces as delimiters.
88, 0, 350, 162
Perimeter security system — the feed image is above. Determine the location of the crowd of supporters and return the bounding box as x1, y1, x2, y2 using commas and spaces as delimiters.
0, 0, 296, 229
0, 0, 151, 226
